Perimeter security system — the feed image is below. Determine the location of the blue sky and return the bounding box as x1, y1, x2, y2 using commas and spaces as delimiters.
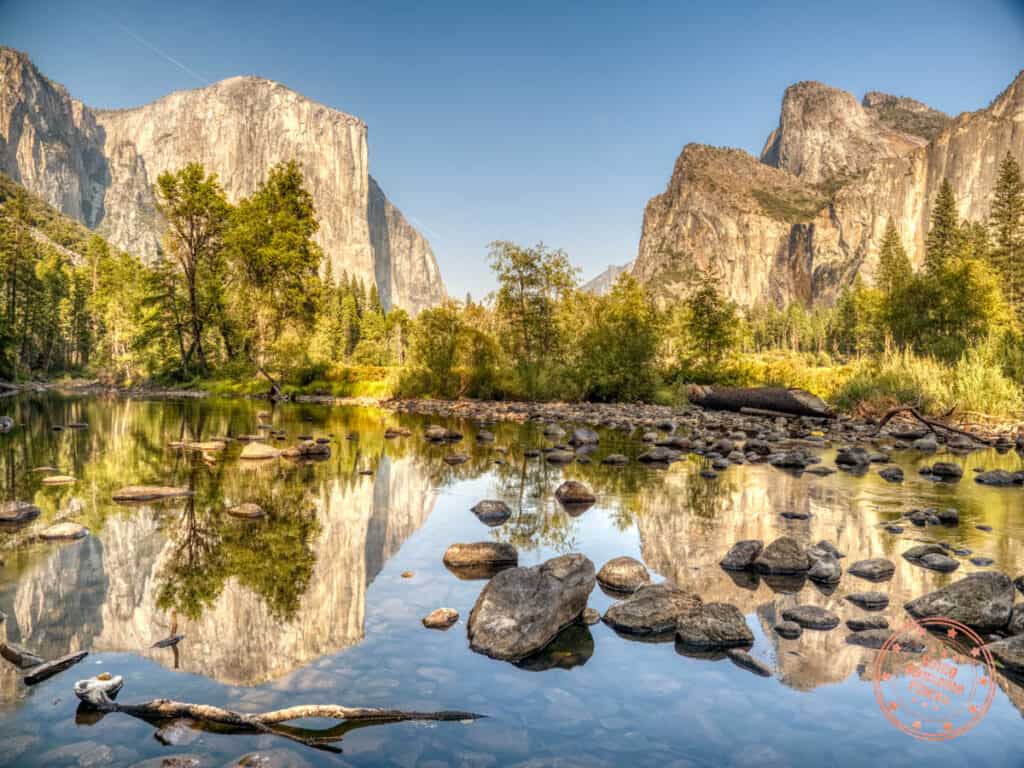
2, 0, 1022, 298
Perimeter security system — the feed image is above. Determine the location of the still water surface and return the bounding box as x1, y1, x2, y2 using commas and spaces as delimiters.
0, 393, 1023, 767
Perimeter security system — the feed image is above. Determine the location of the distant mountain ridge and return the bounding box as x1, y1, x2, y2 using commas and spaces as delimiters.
0, 48, 446, 313
581, 261, 634, 295
634, 72, 1024, 306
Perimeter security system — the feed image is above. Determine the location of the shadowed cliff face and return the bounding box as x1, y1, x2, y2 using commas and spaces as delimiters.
636, 72, 1023, 307
0, 454, 435, 687
0, 47, 445, 313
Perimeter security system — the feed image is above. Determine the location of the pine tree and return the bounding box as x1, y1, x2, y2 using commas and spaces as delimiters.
876, 219, 912, 294
989, 152, 1024, 320
924, 179, 961, 274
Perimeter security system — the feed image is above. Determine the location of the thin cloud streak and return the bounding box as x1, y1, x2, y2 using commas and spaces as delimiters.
115, 22, 209, 85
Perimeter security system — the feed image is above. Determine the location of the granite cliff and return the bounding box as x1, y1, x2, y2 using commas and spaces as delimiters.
0, 47, 445, 314
635, 72, 1022, 306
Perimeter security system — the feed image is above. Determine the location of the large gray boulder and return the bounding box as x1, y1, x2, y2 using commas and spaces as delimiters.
467, 554, 595, 661
904, 572, 1014, 633
848, 558, 895, 582
781, 605, 840, 630
675, 603, 753, 649
471, 500, 512, 526
568, 427, 599, 446
602, 583, 702, 636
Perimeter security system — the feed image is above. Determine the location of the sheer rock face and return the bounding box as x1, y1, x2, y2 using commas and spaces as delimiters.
0, 47, 445, 313
635, 72, 1023, 307
759, 81, 934, 184
634, 144, 821, 307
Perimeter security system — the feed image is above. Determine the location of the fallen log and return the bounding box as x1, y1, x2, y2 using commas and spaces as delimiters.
25, 650, 88, 685
74, 674, 484, 752
688, 386, 834, 419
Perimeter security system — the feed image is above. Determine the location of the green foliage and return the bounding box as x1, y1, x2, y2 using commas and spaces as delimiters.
876, 219, 912, 294
751, 187, 825, 223
671, 266, 740, 370
924, 179, 961, 274
489, 240, 577, 398
571, 274, 660, 402
989, 152, 1024, 322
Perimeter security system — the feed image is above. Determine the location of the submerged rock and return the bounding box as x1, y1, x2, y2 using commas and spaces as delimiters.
602, 583, 702, 637
929, 461, 963, 480
845, 591, 889, 609
41, 474, 75, 485
0, 501, 40, 524
905, 572, 1014, 633
596, 556, 651, 593
774, 621, 802, 639
467, 553, 595, 661
719, 540, 764, 571
112, 486, 192, 503
554, 481, 596, 506
471, 500, 512, 526
847, 629, 924, 652
780, 605, 839, 630
443, 542, 518, 569
568, 427, 599, 446
675, 603, 753, 649
847, 616, 889, 631
753, 537, 810, 574
878, 466, 904, 483
39, 522, 87, 540
239, 442, 281, 460
228, 503, 265, 519
422, 608, 459, 630
848, 558, 895, 582
975, 469, 1019, 486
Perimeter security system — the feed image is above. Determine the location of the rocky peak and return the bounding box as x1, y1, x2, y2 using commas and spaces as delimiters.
861, 91, 951, 141
759, 80, 935, 184
988, 69, 1024, 119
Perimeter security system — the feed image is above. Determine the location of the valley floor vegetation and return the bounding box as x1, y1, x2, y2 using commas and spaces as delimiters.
1, 154, 1023, 418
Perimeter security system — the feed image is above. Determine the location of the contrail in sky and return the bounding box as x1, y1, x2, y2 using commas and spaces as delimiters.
116, 22, 209, 85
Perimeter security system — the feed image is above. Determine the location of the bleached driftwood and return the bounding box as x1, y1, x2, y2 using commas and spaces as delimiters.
74, 675, 483, 752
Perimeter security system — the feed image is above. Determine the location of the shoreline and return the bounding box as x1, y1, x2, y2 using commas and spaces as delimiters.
12, 379, 1022, 443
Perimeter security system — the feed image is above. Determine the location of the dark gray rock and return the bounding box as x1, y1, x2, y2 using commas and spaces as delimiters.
774, 621, 802, 639
836, 446, 870, 468
807, 556, 842, 584
468, 554, 595, 661
471, 500, 512, 527
975, 469, 1018, 486
568, 427, 599, 446
753, 537, 810, 574
845, 591, 889, 609
846, 629, 924, 652
0, 501, 41, 524
905, 572, 1014, 633
675, 603, 753, 649
602, 583, 702, 636
781, 605, 840, 630
846, 616, 889, 631
719, 540, 764, 571
848, 558, 895, 582
878, 467, 904, 483
929, 461, 963, 479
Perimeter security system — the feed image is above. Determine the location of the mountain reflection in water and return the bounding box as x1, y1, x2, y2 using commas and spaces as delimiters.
0, 393, 1023, 767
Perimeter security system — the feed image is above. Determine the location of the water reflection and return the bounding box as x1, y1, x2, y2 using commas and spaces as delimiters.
1, 393, 1024, 765
0, 395, 437, 690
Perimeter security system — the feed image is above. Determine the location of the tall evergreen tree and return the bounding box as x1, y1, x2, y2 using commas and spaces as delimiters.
924, 179, 961, 274
989, 151, 1024, 320
876, 219, 912, 294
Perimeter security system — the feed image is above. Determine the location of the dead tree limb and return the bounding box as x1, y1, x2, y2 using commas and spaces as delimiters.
74, 675, 484, 753
872, 406, 994, 444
